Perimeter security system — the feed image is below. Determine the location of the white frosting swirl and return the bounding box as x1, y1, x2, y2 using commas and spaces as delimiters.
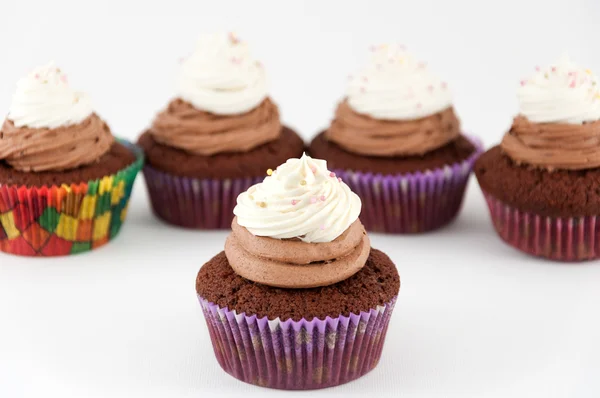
518, 54, 600, 124
7, 62, 93, 129
346, 44, 452, 120
234, 154, 362, 243
177, 32, 268, 115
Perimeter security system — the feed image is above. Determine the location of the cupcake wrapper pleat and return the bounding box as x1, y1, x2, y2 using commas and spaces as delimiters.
0, 140, 143, 257
482, 191, 600, 261
336, 136, 482, 233
199, 296, 397, 390
142, 166, 263, 229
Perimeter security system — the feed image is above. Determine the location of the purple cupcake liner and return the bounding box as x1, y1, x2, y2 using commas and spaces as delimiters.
483, 191, 600, 262
142, 166, 263, 229
198, 296, 397, 390
335, 136, 482, 234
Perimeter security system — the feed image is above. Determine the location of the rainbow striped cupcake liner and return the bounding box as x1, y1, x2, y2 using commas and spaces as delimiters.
335, 136, 482, 234
482, 191, 600, 262
199, 296, 397, 390
142, 166, 263, 229
0, 140, 143, 257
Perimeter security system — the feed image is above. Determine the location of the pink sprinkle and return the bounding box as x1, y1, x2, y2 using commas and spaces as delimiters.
231, 57, 242, 64
34, 74, 40, 79
310, 166, 317, 174
568, 71, 575, 77
60, 75, 68, 84
360, 87, 366, 93
535, 66, 541, 71
418, 62, 427, 69
291, 199, 299, 206
369, 45, 377, 52
320, 195, 326, 202
310, 197, 317, 204
329, 172, 336, 177
178, 57, 185, 64
320, 225, 325, 231
362, 76, 368, 82
441, 82, 448, 89
520, 80, 527, 86
338, 177, 342, 182
416, 103, 422, 109
551, 67, 557, 72
569, 80, 576, 88
427, 85, 434, 92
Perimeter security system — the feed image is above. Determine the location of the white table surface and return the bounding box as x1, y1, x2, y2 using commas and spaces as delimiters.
2, 181, 600, 398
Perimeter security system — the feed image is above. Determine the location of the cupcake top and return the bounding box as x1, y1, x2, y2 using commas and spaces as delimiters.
150, 32, 281, 156
0, 62, 114, 172
326, 44, 460, 157
501, 55, 600, 171
226, 154, 369, 288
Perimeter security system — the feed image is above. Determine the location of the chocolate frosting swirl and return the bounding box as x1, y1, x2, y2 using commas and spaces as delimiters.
501, 115, 600, 171
150, 97, 281, 155
225, 218, 370, 289
326, 100, 461, 156
0, 114, 114, 172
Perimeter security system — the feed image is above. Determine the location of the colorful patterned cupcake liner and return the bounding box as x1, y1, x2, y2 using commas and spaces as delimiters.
0, 140, 144, 257
142, 166, 263, 229
335, 136, 482, 234
482, 191, 600, 262
199, 296, 396, 390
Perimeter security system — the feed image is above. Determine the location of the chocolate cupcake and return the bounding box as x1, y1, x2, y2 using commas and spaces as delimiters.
309, 44, 481, 233
475, 55, 600, 261
0, 63, 143, 256
138, 33, 304, 229
196, 154, 400, 389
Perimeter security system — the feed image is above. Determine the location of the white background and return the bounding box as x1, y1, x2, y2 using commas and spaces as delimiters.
1, 0, 600, 397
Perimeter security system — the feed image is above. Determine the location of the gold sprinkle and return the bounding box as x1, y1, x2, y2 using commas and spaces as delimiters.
300, 180, 307, 186
266, 169, 273, 176
586, 69, 593, 75
544, 73, 549, 79
249, 195, 254, 200
258, 201, 267, 208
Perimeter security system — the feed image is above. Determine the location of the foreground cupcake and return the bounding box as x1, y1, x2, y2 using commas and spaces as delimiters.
196, 154, 400, 389
0, 63, 143, 257
309, 44, 481, 233
476, 55, 600, 261
138, 33, 304, 229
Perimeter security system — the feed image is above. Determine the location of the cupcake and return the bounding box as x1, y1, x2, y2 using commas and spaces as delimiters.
0, 63, 143, 257
309, 44, 481, 233
475, 55, 600, 261
138, 33, 304, 229
196, 154, 400, 390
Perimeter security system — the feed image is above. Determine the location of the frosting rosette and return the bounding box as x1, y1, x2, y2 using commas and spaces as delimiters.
0, 62, 114, 172
177, 32, 268, 116
327, 44, 460, 157
502, 55, 600, 170
227, 154, 369, 288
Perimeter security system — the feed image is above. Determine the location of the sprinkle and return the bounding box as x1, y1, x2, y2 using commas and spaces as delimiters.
320, 195, 326, 202
300, 180, 307, 186
360, 87, 366, 93
416, 103, 422, 109
427, 85, 434, 92
362, 76, 368, 82
369, 45, 377, 52
338, 177, 342, 182
418, 62, 427, 69
320, 225, 326, 231
34, 73, 40, 79
544, 72, 549, 79
551, 67, 557, 72
441, 82, 448, 89
291, 199, 299, 205
266, 168, 273, 176
568, 71, 575, 77
228, 32, 240, 44
73, 96, 79, 104
329, 172, 336, 177
61, 75, 68, 84
249, 195, 254, 200
258, 201, 267, 208
231, 57, 242, 64
535, 66, 541, 71
586, 69, 592, 75
310, 197, 317, 204
569, 80, 576, 88
520, 80, 527, 87
310, 166, 317, 174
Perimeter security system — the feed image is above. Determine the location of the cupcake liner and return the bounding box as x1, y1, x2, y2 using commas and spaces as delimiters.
335, 136, 482, 234
142, 166, 263, 229
0, 140, 144, 257
199, 296, 397, 390
482, 191, 600, 262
